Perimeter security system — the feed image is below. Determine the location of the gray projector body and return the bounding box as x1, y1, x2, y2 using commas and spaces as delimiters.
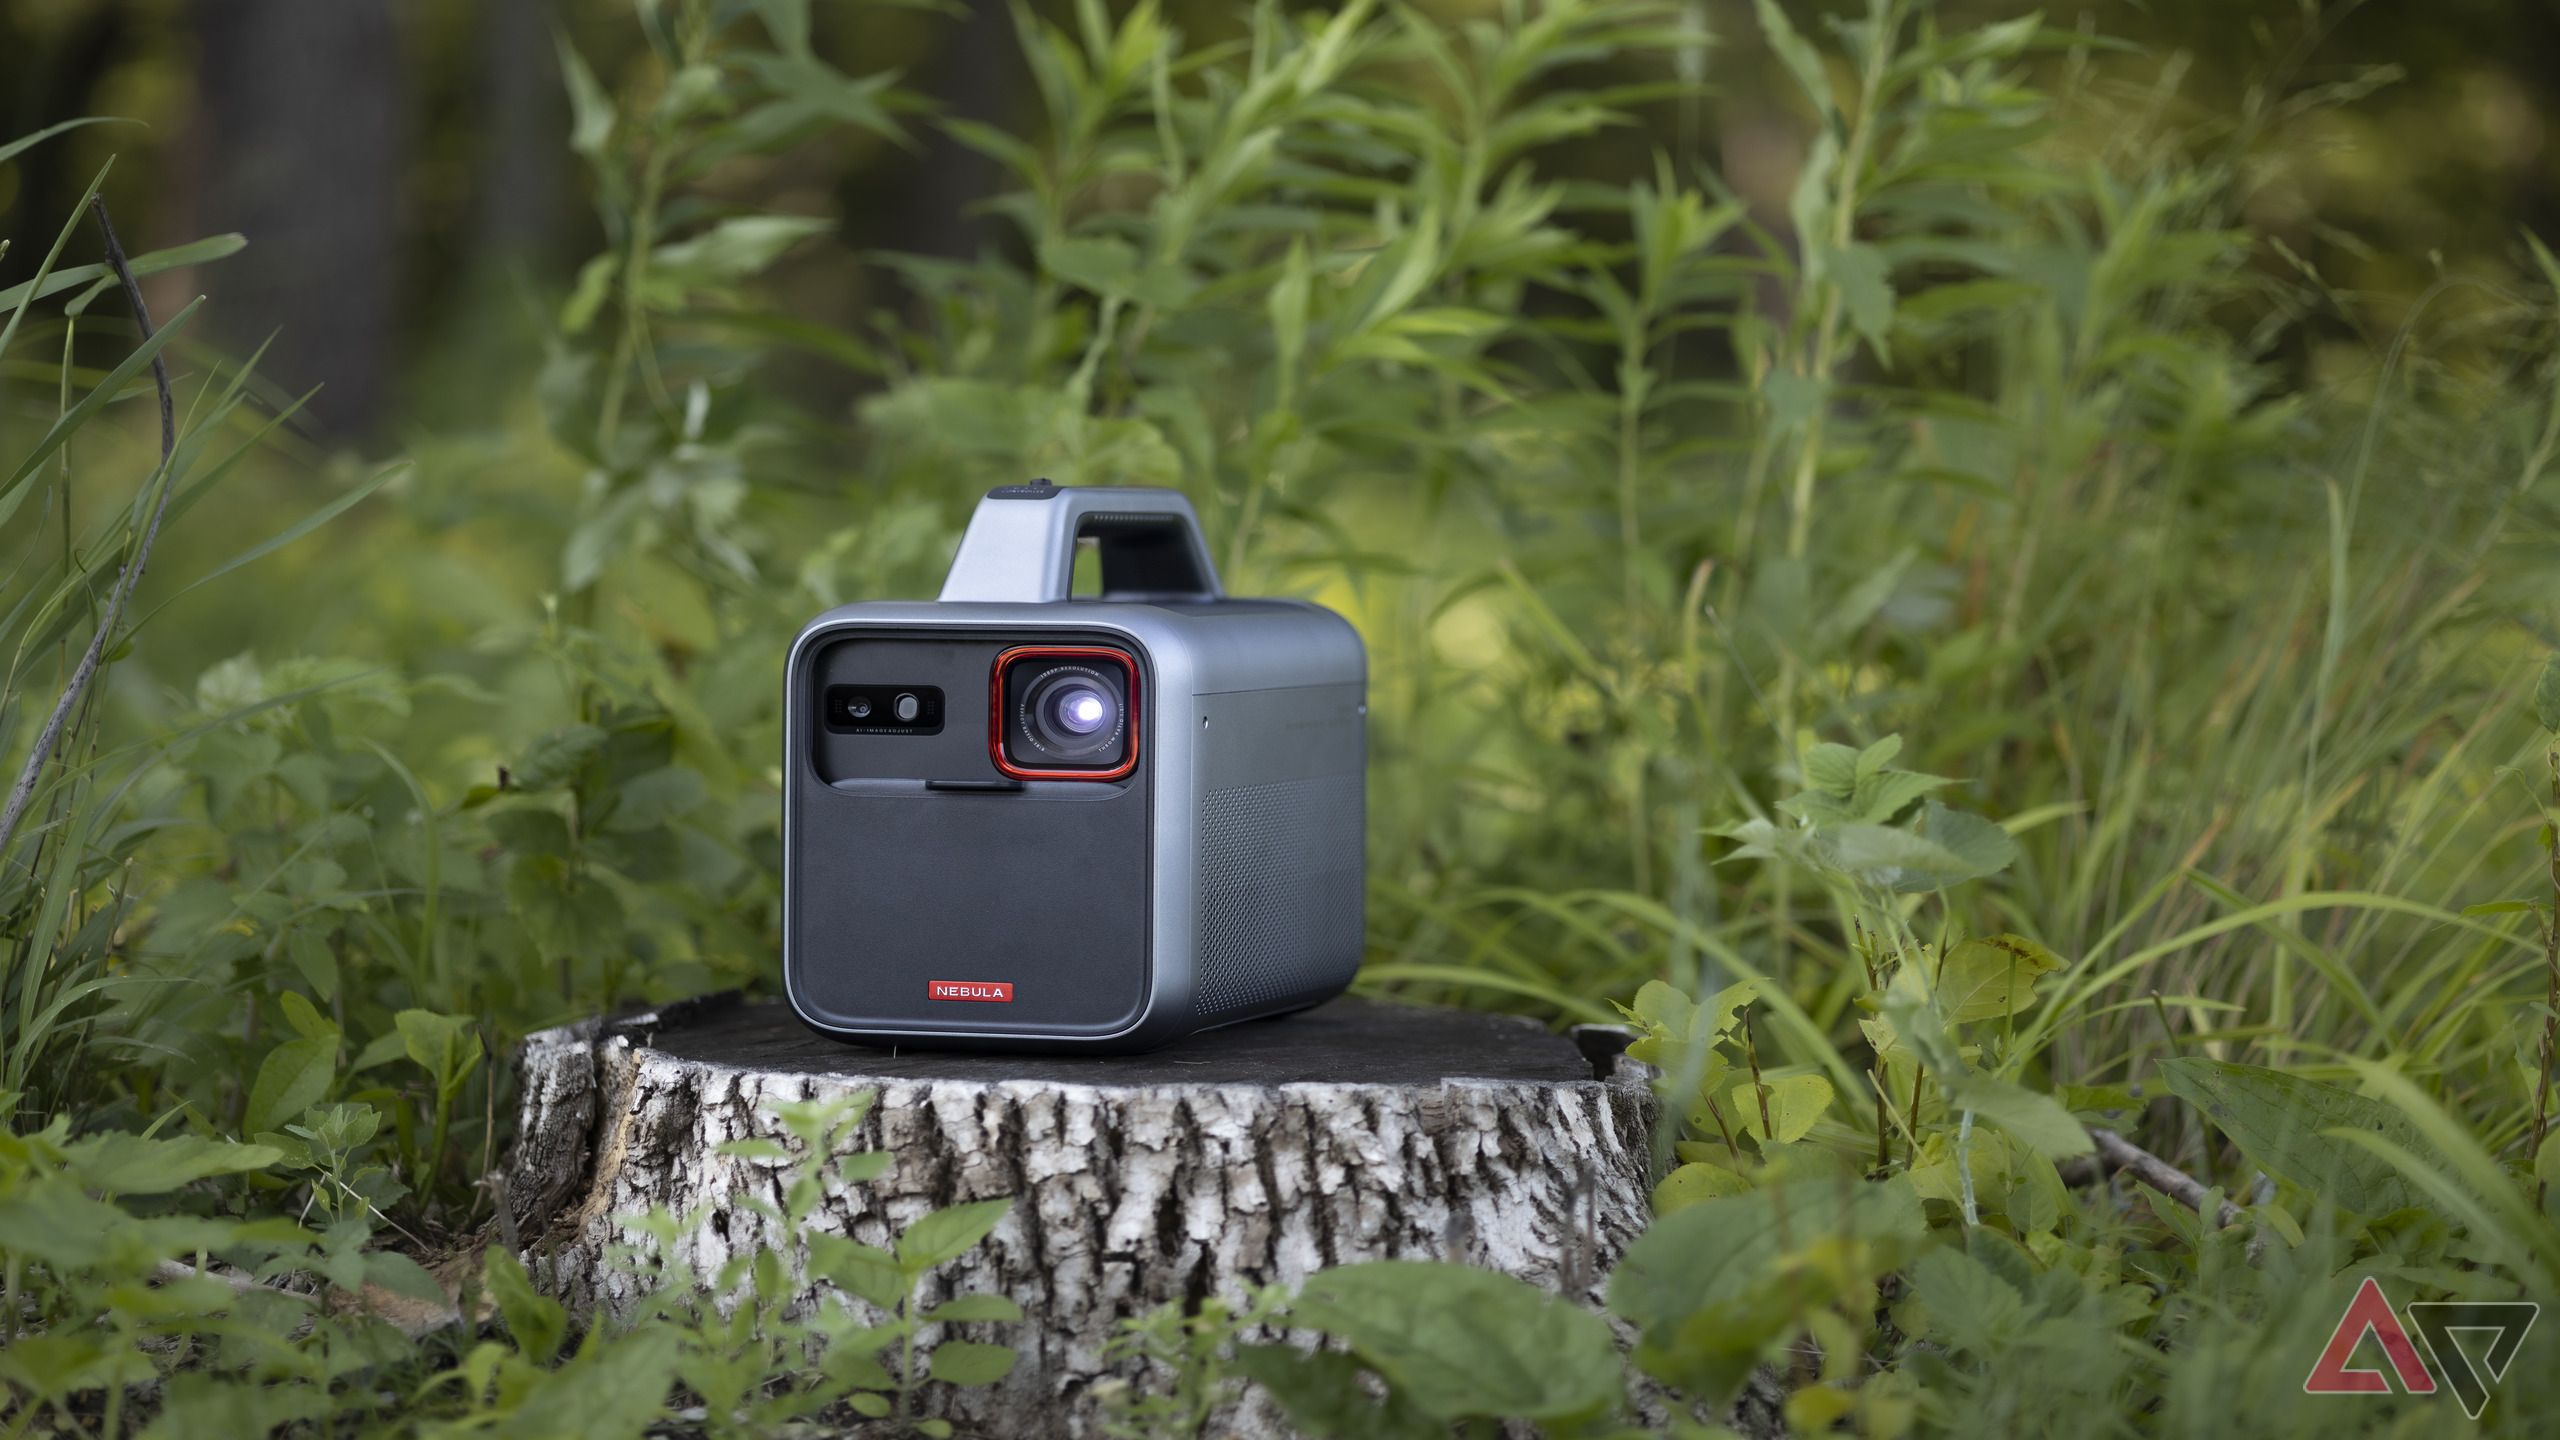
782, 482, 1365, 1051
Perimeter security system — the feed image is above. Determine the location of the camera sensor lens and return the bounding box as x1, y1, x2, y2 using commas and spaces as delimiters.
846, 697, 873, 720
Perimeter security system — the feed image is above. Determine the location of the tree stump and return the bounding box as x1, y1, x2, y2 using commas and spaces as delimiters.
503, 993, 1658, 1437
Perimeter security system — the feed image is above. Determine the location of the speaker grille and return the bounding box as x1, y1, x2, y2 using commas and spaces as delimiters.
1194, 771, 1364, 1022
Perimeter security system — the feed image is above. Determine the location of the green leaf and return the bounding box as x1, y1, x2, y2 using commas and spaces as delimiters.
513, 724, 606, 790
1609, 1172, 1924, 1340
922, 1294, 1023, 1324
245, 1036, 336, 1137
561, 253, 617, 334
1762, 371, 1828, 433
350, 1028, 409, 1074
60, 1134, 281, 1195
651, 215, 829, 287
557, 36, 615, 160
396, 1010, 484, 1095
477, 1322, 678, 1438
0, 116, 134, 169
2158, 1058, 2427, 1216
1752, 0, 1837, 119
1618, 978, 1756, 1067
2536, 654, 2560, 732
1728, 1072, 1833, 1144
1287, 1261, 1622, 1421
1825, 801, 2018, 892
751, 0, 813, 55
1233, 1344, 1439, 1440
1654, 1161, 1752, 1214
1270, 240, 1312, 387
2058, 1083, 2142, 1119
811, 1235, 908, 1311
1800, 741, 1861, 796
2, 295, 203, 515
1932, 934, 2063, 1022
364, 1249, 450, 1307
603, 766, 706, 833
926, 1340, 1017, 1386
1039, 235, 1140, 296
486, 1247, 569, 1365
896, 1198, 1010, 1271
277, 989, 338, 1042
0, 233, 247, 315
1901, 1244, 2030, 1354
137, 1373, 327, 1440
1939, 1074, 2093, 1159
1828, 241, 1895, 355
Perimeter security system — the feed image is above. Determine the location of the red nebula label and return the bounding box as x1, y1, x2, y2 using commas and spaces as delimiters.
928, 981, 1014, 1003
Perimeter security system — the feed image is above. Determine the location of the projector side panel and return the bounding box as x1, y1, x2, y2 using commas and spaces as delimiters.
1181, 606, 1367, 1027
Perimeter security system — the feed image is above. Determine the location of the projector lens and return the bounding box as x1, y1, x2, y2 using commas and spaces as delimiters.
1003, 654, 1134, 775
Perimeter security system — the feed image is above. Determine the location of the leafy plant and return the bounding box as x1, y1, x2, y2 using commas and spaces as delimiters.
504, 1089, 1019, 1438
1095, 1284, 1288, 1440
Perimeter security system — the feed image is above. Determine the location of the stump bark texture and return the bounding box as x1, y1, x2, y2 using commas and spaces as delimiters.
504, 994, 1658, 1437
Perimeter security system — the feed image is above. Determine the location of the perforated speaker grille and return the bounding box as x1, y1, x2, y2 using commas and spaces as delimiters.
1194, 771, 1364, 1022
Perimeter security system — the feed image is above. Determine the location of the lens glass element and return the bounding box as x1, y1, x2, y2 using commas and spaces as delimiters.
1055, 688, 1111, 734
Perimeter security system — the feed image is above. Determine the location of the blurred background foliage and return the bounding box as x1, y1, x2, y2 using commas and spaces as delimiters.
5, 0, 2558, 436
7, 0, 2560, 1429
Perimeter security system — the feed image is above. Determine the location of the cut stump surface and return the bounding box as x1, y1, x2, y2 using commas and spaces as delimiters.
504, 993, 1657, 1437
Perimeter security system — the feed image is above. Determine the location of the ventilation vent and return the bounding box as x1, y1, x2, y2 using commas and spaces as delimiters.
1194, 772, 1363, 1022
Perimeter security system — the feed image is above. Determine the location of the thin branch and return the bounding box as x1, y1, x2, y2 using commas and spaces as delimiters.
2089, 1127, 2245, 1229
0, 197, 180, 861
152, 1259, 309, 1301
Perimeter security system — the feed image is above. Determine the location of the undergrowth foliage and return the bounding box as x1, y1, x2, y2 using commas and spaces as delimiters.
6, 0, 2560, 1434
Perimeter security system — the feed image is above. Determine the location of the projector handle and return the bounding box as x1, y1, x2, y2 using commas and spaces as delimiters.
939, 481, 1224, 604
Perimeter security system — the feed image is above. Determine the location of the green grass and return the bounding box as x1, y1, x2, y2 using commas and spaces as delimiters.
7, 0, 2560, 1434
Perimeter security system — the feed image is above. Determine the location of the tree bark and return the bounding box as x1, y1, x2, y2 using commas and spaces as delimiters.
505, 994, 1659, 1438
192, 0, 403, 438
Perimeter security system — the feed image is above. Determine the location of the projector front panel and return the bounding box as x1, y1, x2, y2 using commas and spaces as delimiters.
787, 627, 1153, 1039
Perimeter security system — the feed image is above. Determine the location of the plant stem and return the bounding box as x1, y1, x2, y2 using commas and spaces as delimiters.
1703, 1095, 1742, 1161
0, 198, 178, 865
595, 140, 669, 463
1742, 1008, 1774, 1139
1954, 1107, 1980, 1226
1872, 1067, 1891, 1175
898, 1283, 919, 1426
1905, 1062, 1926, 1169
1780, 2, 1897, 564
1616, 310, 1648, 620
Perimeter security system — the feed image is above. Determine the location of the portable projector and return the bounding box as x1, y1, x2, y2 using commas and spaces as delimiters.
782, 481, 1366, 1050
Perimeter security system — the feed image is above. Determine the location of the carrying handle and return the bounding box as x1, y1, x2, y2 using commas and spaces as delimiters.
937, 480, 1223, 604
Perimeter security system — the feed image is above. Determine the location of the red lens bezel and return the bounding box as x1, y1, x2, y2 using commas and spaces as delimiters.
990, 646, 1139, 782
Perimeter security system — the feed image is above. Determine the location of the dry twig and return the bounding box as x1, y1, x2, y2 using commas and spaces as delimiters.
2088, 1127, 2244, 1228
0, 197, 182, 860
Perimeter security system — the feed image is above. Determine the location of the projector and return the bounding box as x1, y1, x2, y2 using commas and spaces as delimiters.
782, 481, 1366, 1050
